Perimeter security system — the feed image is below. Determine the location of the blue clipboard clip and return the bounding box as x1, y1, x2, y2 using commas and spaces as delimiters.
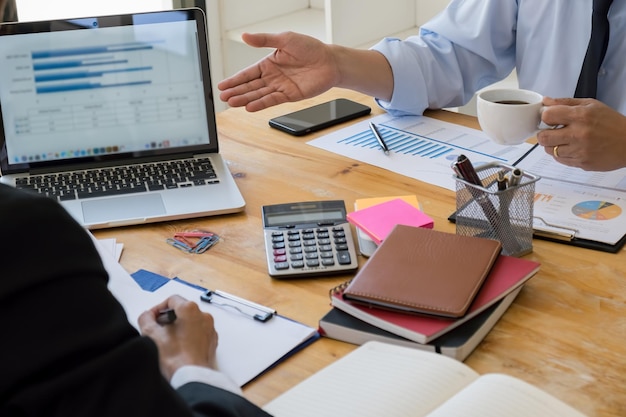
200, 290, 276, 322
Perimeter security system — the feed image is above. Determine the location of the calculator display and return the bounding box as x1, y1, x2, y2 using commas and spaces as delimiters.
262, 200, 359, 278
265, 210, 345, 227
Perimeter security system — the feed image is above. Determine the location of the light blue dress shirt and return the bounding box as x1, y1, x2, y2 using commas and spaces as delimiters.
371, 0, 625, 116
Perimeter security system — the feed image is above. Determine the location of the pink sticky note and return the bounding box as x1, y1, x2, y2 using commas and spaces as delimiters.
347, 198, 434, 245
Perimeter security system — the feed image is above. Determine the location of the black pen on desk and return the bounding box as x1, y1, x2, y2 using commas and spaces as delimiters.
156, 308, 177, 325
369, 122, 390, 155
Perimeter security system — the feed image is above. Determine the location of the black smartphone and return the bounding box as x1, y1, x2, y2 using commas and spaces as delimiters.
268, 98, 371, 136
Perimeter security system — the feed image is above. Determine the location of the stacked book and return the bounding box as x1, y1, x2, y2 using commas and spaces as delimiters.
319, 222, 540, 361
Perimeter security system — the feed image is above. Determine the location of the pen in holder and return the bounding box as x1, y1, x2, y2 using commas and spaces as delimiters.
454, 162, 540, 257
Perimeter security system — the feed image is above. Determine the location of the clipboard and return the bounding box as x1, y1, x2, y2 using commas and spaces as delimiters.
447, 211, 626, 254
105, 262, 320, 387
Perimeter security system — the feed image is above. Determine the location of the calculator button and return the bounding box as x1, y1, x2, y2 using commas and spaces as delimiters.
317, 238, 331, 245
272, 242, 285, 249
305, 253, 319, 260
321, 259, 335, 266
288, 241, 302, 248
274, 262, 289, 270
336, 251, 352, 265
274, 255, 287, 262
273, 248, 286, 255
272, 235, 285, 243
291, 260, 305, 268
289, 247, 302, 254
319, 251, 333, 258
304, 246, 317, 253
335, 243, 348, 251
306, 259, 320, 267
288, 234, 301, 241
290, 254, 303, 261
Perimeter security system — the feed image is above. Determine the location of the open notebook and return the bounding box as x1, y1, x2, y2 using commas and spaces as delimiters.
263, 341, 587, 417
0, 8, 245, 229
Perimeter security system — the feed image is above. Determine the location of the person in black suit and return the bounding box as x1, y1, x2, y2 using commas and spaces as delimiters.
0, 183, 271, 417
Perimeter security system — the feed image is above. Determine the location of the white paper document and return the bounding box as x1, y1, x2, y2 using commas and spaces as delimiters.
515, 146, 626, 192
310, 114, 626, 247
532, 177, 626, 244
514, 147, 626, 245
307, 113, 534, 191
94, 236, 318, 387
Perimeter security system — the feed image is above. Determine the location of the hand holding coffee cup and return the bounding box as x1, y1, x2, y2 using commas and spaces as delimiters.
477, 89, 550, 145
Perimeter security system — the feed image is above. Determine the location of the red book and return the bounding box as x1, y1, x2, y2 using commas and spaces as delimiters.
330, 255, 540, 344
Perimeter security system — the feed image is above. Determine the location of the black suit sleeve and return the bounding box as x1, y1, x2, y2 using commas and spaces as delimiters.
0, 185, 271, 417
178, 383, 272, 417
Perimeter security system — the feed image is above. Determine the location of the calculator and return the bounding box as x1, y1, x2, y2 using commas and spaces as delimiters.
262, 200, 359, 278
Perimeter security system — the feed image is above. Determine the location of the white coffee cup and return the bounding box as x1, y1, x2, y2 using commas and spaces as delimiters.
476, 89, 545, 145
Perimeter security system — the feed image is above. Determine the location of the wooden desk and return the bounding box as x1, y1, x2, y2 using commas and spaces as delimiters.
94, 88, 626, 417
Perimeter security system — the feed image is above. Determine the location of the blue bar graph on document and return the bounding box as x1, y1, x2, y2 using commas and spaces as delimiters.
308, 113, 534, 191
339, 125, 454, 159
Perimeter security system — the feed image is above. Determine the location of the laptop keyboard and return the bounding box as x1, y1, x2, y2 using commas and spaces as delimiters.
15, 158, 219, 201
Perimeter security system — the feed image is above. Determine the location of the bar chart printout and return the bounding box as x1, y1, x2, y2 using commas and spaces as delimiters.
307, 113, 534, 191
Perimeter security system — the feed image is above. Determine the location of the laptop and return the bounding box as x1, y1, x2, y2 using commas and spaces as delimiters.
0, 8, 245, 229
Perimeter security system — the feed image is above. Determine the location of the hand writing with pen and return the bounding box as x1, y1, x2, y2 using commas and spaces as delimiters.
139, 295, 219, 381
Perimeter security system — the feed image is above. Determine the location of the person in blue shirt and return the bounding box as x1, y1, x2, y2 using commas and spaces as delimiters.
218, 0, 626, 172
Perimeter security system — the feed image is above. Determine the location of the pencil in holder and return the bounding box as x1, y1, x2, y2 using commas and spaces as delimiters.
454, 162, 540, 257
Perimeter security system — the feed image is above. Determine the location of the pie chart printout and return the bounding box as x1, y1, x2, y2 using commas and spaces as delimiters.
571, 201, 622, 221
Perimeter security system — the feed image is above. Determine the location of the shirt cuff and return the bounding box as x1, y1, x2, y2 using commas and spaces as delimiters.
370, 37, 431, 116
170, 365, 242, 396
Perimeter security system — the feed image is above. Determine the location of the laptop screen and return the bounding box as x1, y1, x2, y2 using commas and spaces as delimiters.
0, 8, 219, 175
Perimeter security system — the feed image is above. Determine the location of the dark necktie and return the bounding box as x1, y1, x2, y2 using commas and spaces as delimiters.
574, 0, 613, 98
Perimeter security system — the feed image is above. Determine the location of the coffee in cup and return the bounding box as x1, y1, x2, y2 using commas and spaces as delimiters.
476, 89, 544, 145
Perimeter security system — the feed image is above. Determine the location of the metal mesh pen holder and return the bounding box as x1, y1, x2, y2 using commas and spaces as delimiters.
454, 162, 540, 257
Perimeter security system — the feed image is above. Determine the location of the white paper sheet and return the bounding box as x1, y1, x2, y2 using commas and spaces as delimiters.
307, 113, 534, 191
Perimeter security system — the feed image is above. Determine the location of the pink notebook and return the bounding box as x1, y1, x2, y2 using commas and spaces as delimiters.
347, 198, 433, 245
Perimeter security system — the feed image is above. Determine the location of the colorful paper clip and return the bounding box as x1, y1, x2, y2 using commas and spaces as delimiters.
166, 230, 219, 254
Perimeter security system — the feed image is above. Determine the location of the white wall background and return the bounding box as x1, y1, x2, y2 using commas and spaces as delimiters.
12, 1, 517, 115
15, 0, 173, 21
